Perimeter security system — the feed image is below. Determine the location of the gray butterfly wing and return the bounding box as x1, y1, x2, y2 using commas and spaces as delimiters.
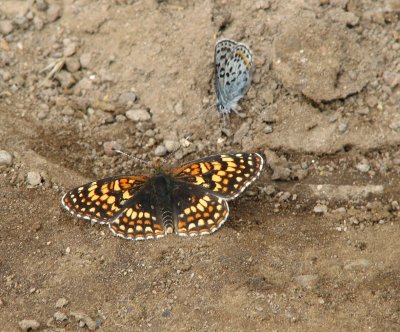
215, 40, 253, 113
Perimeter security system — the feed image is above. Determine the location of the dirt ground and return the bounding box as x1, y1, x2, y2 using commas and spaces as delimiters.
1, 0, 400, 331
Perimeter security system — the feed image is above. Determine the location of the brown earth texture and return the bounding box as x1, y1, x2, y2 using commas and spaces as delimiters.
1, 0, 400, 331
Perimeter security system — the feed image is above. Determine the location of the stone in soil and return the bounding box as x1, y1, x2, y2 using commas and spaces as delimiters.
55, 70, 76, 89
126, 109, 151, 122
55, 297, 69, 309
356, 161, 370, 173
27, 172, 42, 186
70, 311, 97, 331
164, 140, 180, 153
54, 311, 68, 322
19, 319, 40, 331
314, 204, 328, 214
79, 53, 92, 69
47, 4, 62, 22
0, 20, 14, 35
154, 145, 168, 157
118, 92, 137, 105
0, 150, 13, 166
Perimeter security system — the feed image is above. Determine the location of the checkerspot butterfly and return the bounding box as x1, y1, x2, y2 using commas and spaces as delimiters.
62, 153, 263, 240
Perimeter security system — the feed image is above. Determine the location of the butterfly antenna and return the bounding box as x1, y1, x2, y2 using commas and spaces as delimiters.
112, 148, 152, 168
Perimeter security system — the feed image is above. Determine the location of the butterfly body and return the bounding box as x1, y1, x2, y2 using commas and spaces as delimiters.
215, 39, 254, 114
62, 153, 263, 240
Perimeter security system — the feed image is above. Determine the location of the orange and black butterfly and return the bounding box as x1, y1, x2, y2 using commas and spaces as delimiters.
61, 153, 263, 241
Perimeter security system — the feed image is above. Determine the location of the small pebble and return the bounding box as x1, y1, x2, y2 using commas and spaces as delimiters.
118, 92, 137, 105
174, 100, 184, 115
19, 319, 40, 331
65, 57, 81, 73
271, 167, 291, 181
115, 114, 126, 122
55, 70, 76, 89
383, 71, 400, 88
70, 311, 97, 331
36, 0, 49, 11
0, 150, 13, 166
314, 204, 328, 214
154, 145, 167, 157
55, 298, 69, 308
54, 311, 68, 322
338, 122, 348, 133
126, 109, 151, 122
64, 42, 77, 57
33, 16, 44, 30
0, 20, 14, 35
47, 4, 62, 22
164, 140, 180, 153
356, 107, 370, 115
27, 172, 42, 186
355, 161, 370, 173
263, 125, 273, 134
79, 53, 92, 69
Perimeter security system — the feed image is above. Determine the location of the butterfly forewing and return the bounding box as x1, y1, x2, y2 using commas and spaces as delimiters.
62, 175, 149, 224
171, 153, 263, 200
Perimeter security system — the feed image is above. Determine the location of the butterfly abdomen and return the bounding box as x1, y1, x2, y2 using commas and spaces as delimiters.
153, 174, 174, 234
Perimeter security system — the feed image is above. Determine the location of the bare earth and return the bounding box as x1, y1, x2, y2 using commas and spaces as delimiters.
0, 0, 400, 331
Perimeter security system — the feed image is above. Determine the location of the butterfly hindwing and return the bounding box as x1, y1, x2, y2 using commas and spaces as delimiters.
173, 182, 229, 237
215, 39, 253, 113
171, 153, 263, 200
61, 175, 148, 224
109, 183, 166, 240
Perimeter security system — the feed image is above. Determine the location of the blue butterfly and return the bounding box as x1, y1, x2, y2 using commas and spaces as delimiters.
215, 39, 254, 114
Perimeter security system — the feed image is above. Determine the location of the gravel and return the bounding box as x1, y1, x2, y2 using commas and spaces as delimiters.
18, 319, 40, 331
55, 297, 69, 308
55, 70, 76, 89
47, 4, 62, 22
164, 140, 180, 153
154, 145, 168, 157
27, 172, 42, 186
118, 92, 137, 105
314, 204, 328, 214
126, 109, 151, 122
263, 125, 273, 134
70, 311, 97, 331
0, 20, 14, 35
338, 122, 348, 133
356, 161, 370, 173
54, 311, 68, 322
79, 53, 92, 69
383, 71, 400, 88
0, 150, 13, 166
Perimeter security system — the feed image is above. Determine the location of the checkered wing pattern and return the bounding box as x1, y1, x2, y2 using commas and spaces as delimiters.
171, 153, 263, 200
215, 39, 253, 113
173, 183, 229, 237
62, 175, 148, 224
109, 184, 167, 240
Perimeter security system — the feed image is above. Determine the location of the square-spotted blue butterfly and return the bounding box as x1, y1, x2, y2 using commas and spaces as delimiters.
215, 39, 254, 114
